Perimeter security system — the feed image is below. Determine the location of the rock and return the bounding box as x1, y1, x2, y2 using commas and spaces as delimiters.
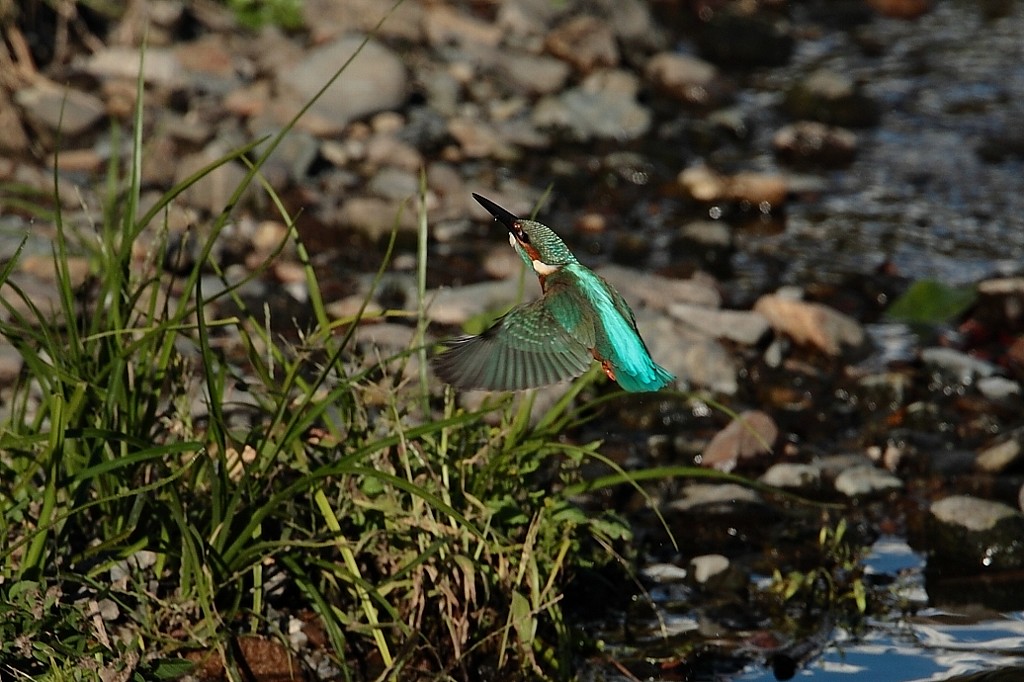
689, 554, 729, 584
426, 276, 528, 326
15, 81, 106, 136
251, 127, 320, 187
677, 165, 788, 207
423, 4, 503, 48
920, 347, 999, 384
638, 315, 738, 394
976, 433, 1024, 474
701, 410, 778, 472
668, 304, 770, 346
532, 69, 651, 141
0, 336, 22, 385
784, 68, 880, 128
596, 264, 722, 310
977, 376, 1021, 401
645, 52, 730, 108
754, 294, 865, 355
494, 51, 571, 96
929, 495, 1024, 573
545, 15, 618, 73
834, 465, 902, 497
85, 46, 184, 86
773, 121, 857, 168
0, 87, 30, 153
759, 463, 822, 490
175, 142, 254, 215
280, 35, 407, 135
669, 483, 763, 512
366, 166, 420, 201
641, 563, 689, 582
447, 117, 515, 159
336, 196, 417, 240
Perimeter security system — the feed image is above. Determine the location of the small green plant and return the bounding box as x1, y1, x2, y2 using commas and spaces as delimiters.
769, 517, 868, 618
225, 0, 304, 30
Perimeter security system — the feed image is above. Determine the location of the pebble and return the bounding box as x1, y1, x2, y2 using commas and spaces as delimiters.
773, 121, 857, 168
597, 264, 722, 310
677, 165, 788, 207
833, 464, 903, 497
175, 142, 254, 215
920, 347, 999, 384
689, 554, 730, 584
84, 46, 184, 86
669, 483, 764, 512
759, 463, 822, 490
335, 196, 418, 240
424, 4, 503, 48
281, 35, 407, 135
668, 304, 770, 346
495, 51, 572, 96
425, 276, 527, 326
754, 294, 865, 356
15, 82, 106, 136
976, 435, 1023, 474
783, 68, 880, 128
545, 15, 619, 73
645, 52, 730, 108
929, 495, 1024, 572
532, 69, 651, 141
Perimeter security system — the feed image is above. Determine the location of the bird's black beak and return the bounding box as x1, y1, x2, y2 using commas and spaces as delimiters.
472, 193, 519, 230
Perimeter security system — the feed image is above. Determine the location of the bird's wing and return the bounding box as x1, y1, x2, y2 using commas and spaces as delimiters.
431, 291, 594, 391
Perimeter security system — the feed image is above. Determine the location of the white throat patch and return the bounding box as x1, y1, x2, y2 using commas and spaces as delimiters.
531, 259, 560, 276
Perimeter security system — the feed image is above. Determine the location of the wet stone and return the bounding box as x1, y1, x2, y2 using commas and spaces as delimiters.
760, 463, 823, 491
977, 376, 1022, 401
920, 347, 999, 384
928, 495, 1024, 573
773, 121, 858, 168
783, 68, 880, 128
532, 69, 651, 141
834, 464, 902, 497
689, 554, 729, 584
976, 433, 1024, 474
645, 52, 730, 108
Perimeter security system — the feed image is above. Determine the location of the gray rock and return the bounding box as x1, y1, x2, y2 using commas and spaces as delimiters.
336, 196, 417, 240
773, 121, 857, 168
596, 264, 721, 310
175, 142, 254, 215
0, 336, 22, 385
533, 69, 651, 141
920, 347, 999, 384
426, 276, 528, 326
282, 35, 407, 135
784, 68, 880, 128
84, 46, 184, 86
669, 304, 769, 346
545, 15, 618, 73
641, 563, 689, 582
977, 376, 1022, 401
929, 495, 1024, 573
366, 166, 420, 201
760, 463, 822, 490
669, 483, 763, 512
15, 82, 106, 136
495, 50, 571, 96
834, 464, 902, 497
251, 127, 320, 187
645, 52, 729, 108
689, 554, 729, 584
976, 435, 1023, 474
640, 316, 738, 394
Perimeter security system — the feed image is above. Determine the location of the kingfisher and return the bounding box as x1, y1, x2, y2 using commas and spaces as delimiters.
431, 193, 675, 393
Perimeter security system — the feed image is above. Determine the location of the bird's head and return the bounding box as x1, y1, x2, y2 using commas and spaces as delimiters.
472, 193, 576, 277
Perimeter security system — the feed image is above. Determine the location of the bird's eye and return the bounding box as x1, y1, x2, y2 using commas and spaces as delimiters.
514, 223, 530, 243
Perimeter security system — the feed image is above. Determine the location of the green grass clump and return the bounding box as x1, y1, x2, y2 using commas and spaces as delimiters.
0, 47, 631, 682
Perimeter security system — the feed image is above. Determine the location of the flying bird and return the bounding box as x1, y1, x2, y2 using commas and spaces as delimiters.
431, 193, 674, 393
